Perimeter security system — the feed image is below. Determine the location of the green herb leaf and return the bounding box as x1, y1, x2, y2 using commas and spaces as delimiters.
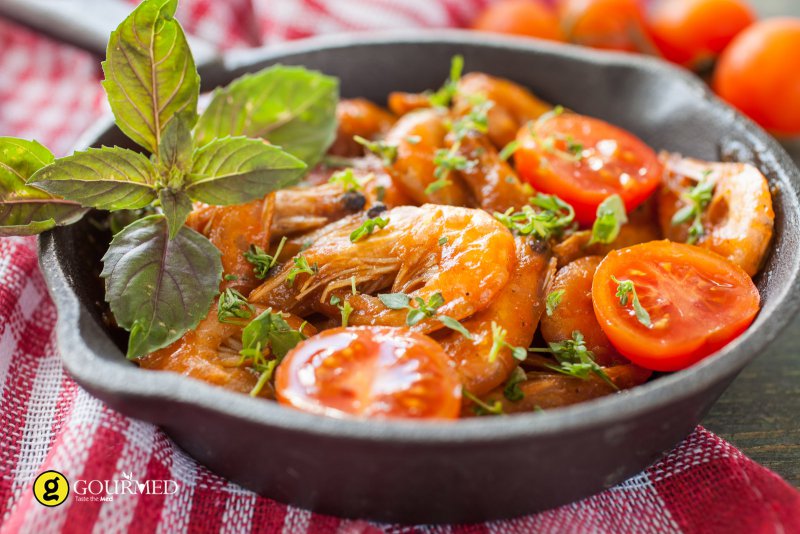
0, 137, 86, 235
378, 292, 410, 310
494, 194, 575, 240
589, 194, 628, 245
503, 367, 527, 402
671, 175, 715, 245
194, 66, 339, 166
533, 331, 617, 390
438, 236, 448, 246
438, 315, 473, 340
158, 115, 193, 175
429, 55, 464, 108
28, 147, 157, 211
499, 140, 519, 161
462, 389, 504, 416
101, 214, 222, 359
217, 287, 255, 324
158, 188, 193, 239
286, 254, 317, 285
354, 136, 398, 166
328, 168, 362, 191
349, 216, 389, 242
244, 238, 284, 280
546, 289, 565, 317
241, 308, 306, 360
102, 0, 199, 155
611, 275, 652, 328
330, 295, 354, 327
186, 137, 306, 205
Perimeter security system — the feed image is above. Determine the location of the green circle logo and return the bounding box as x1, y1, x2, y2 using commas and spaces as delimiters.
33, 470, 70, 507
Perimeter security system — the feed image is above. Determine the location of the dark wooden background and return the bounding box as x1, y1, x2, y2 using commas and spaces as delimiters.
700, 0, 800, 488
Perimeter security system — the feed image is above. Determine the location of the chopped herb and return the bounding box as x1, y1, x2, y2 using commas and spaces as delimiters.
428, 54, 464, 108
378, 291, 445, 326
463, 389, 504, 416
488, 322, 527, 363
438, 236, 448, 246
349, 216, 389, 242
350, 275, 357, 295
612, 275, 652, 328
438, 315, 473, 340
546, 289, 565, 317
244, 236, 286, 279
375, 185, 386, 203
354, 135, 398, 166
565, 135, 584, 157
329, 295, 354, 327
499, 140, 519, 161
494, 193, 575, 240
224, 274, 238, 281
378, 292, 411, 309
503, 367, 527, 402
529, 331, 617, 390
217, 288, 255, 324
328, 168, 362, 191
589, 194, 628, 246
671, 171, 715, 244
405, 135, 421, 145
286, 254, 318, 286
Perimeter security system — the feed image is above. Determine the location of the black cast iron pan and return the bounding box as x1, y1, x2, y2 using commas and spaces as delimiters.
7, 1, 800, 524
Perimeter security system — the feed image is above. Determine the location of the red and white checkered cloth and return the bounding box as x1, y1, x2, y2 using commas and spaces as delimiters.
1, 1, 799, 532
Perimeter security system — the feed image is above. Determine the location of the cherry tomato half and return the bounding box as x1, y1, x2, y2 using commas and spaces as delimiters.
472, 0, 566, 42
592, 241, 760, 371
647, 0, 756, 68
515, 113, 662, 225
275, 326, 461, 419
713, 18, 800, 136
559, 0, 658, 53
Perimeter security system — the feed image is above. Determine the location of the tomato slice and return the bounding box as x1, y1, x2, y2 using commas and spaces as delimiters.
275, 326, 461, 419
592, 241, 760, 371
515, 113, 662, 225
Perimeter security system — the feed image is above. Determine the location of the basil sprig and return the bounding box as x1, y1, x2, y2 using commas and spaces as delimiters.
0, 0, 339, 359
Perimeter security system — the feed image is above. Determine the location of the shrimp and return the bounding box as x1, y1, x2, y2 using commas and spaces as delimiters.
388, 91, 433, 116
329, 99, 396, 157
453, 73, 552, 149
467, 364, 652, 415
539, 256, 625, 366
657, 153, 774, 276
450, 132, 533, 212
186, 195, 275, 293
139, 303, 316, 399
384, 109, 474, 206
432, 237, 556, 397
553, 197, 662, 268
249, 204, 517, 331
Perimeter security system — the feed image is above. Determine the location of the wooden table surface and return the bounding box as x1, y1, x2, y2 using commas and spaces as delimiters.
700, 0, 800, 488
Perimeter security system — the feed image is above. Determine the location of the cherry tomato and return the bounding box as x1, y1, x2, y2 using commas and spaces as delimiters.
592, 241, 760, 371
647, 0, 755, 68
559, 0, 658, 53
515, 112, 662, 225
275, 326, 461, 419
472, 0, 566, 42
713, 18, 800, 136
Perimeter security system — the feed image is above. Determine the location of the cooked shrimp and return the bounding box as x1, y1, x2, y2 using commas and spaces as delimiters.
658, 153, 774, 276
453, 73, 552, 149
388, 91, 433, 116
450, 132, 532, 212
433, 237, 556, 397
553, 198, 662, 268
249, 204, 517, 331
467, 365, 652, 415
271, 182, 368, 238
329, 99, 396, 157
139, 303, 316, 398
186, 195, 275, 292
539, 256, 625, 366
384, 109, 474, 206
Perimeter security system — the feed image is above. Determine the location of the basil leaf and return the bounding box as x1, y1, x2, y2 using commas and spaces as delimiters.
158, 189, 193, 239
185, 137, 306, 205
378, 293, 410, 310
242, 309, 306, 360
101, 214, 221, 359
438, 315, 473, 340
101, 0, 199, 155
0, 138, 86, 234
158, 115, 193, 174
28, 147, 158, 211
194, 66, 339, 166
589, 194, 628, 245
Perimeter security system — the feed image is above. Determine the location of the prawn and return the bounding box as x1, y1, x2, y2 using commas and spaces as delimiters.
329, 99, 396, 158
433, 237, 556, 397
453, 73, 552, 149
384, 109, 474, 206
658, 153, 774, 276
139, 303, 315, 398
249, 204, 517, 331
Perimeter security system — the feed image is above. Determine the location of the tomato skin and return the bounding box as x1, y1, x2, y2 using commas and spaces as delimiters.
472, 0, 566, 42
592, 241, 760, 371
559, 0, 657, 53
713, 18, 800, 136
275, 326, 461, 419
514, 113, 662, 225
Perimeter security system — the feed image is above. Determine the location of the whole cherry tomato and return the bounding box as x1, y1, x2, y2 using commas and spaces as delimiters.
472, 0, 566, 42
558, 0, 658, 53
713, 18, 800, 136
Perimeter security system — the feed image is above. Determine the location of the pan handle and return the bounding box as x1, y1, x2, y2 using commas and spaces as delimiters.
0, 0, 220, 70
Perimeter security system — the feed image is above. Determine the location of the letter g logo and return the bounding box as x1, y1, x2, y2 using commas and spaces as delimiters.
33, 470, 70, 507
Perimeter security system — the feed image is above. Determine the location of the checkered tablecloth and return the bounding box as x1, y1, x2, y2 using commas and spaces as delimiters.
1, 1, 799, 532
